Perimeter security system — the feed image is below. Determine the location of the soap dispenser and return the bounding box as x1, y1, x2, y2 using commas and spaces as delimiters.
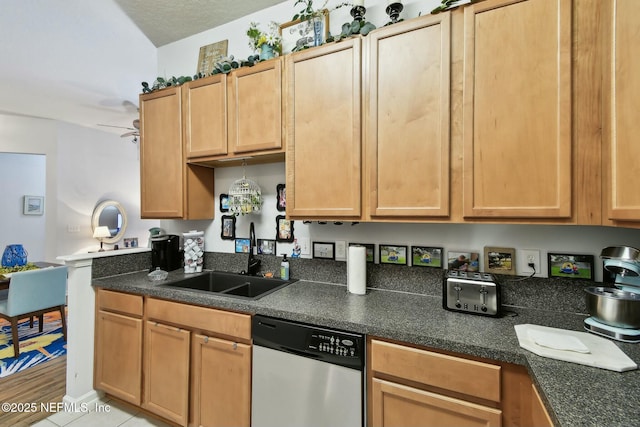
280, 254, 290, 280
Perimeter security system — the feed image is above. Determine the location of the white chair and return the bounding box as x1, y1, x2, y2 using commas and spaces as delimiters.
0, 266, 68, 358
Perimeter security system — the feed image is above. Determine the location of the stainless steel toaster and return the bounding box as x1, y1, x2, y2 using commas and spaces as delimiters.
443, 270, 501, 317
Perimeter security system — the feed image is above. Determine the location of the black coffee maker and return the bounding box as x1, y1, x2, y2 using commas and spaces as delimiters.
150, 234, 182, 272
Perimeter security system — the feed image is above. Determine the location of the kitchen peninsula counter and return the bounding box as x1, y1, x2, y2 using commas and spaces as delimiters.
93, 270, 640, 427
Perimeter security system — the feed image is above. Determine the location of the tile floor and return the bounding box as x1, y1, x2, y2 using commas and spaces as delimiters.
31, 397, 170, 427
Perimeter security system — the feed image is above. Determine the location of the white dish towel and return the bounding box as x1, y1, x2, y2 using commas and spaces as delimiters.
514, 324, 637, 372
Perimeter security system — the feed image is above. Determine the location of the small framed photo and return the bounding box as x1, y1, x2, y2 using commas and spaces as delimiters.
219, 193, 230, 212
276, 184, 286, 212
123, 237, 138, 248
447, 251, 480, 272
548, 253, 595, 280
258, 239, 276, 255
23, 195, 44, 215
221, 215, 236, 240
313, 242, 335, 260
279, 10, 330, 54
349, 243, 375, 263
484, 247, 516, 275
379, 245, 408, 265
412, 246, 443, 268
235, 238, 250, 254
275, 215, 294, 242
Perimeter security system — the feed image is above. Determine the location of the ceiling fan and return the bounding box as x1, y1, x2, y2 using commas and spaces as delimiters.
97, 119, 140, 142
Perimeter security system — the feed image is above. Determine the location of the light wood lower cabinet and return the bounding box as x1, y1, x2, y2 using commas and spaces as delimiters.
191, 334, 251, 427
143, 321, 191, 426
94, 290, 143, 406
94, 290, 251, 427
372, 378, 502, 427
369, 338, 554, 427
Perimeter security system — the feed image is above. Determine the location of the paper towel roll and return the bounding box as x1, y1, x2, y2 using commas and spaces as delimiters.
348, 245, 367, 295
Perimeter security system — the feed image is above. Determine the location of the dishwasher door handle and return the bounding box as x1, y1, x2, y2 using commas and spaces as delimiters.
275, 345, 320, 359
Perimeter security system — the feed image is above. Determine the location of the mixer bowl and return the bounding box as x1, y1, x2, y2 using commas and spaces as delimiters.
585, 286, 640, 329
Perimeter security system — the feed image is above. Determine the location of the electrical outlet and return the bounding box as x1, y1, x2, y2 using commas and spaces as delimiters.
335, 240, 347, 260
298, 237, 310, 256
519, 249, 541, 276
67, 225, 80, 233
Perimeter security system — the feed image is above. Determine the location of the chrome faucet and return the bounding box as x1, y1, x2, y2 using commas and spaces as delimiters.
247, 222, 261, 276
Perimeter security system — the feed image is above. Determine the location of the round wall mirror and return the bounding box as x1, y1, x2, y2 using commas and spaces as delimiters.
91, 200, 128, 244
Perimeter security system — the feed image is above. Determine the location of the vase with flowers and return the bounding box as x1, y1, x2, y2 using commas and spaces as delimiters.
247, 21, 282, 60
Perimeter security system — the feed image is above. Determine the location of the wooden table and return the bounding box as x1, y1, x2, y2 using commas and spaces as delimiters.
0, 262, 62, 290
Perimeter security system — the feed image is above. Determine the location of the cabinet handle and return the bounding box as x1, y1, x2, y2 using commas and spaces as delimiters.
204, 336, 209, 343
233, 342, 237, 350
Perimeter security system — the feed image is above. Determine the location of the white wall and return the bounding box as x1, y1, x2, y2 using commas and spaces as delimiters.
0, 114, 160, 261
0, 153, 47, 262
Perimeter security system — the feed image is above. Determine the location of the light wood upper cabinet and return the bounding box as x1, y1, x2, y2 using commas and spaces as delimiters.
367, 13, 451, 218
183, 74, 228, 158
229, 58, 283, 155
139, 87, 214, 219
286, 39, 362, 218
462, 0, 572, 219
604, 0, 640, 223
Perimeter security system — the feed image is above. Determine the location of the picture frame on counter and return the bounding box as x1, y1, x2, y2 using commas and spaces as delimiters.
379, 245, 408, 265
123, 237, 138, 248
411, 246, 443, 268
447, 251, 480, 272
313, 242, 335, 260
276, 184, 286, 212
548, 253, 595, 280
275, 215, 294, 242
484, 247, 516, 275
349, 243, 375, 263
219, 193, 230, 212
279, 9, 330, 54
257, 239, 276, 255
235, 238, 250, 254
221, 215, 236, 240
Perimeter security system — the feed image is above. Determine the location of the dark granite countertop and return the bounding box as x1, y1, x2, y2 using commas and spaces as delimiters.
93, 270, 640, 427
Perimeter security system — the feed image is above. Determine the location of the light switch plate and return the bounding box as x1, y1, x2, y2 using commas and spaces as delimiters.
335, 240, 347, 260
298, 237, 310, 256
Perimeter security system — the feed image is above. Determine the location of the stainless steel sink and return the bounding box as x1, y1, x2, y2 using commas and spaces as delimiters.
160, 271, 297, 300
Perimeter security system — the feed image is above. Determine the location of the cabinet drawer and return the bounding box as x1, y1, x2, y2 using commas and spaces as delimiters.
371, 339, 501, 403
146, 298, 250, 341
97, 289, 143, 317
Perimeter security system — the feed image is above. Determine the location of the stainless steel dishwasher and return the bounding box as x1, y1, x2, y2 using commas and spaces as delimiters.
251, 314, 365, 427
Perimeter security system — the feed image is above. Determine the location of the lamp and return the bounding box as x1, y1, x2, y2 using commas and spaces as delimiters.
93, 226, 111, 251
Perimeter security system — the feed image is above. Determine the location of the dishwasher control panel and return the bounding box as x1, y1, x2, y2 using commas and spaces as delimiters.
308, 333, 360, 358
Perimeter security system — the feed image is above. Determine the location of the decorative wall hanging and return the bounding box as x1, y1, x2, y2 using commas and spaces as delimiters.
411, 246, 443, 268
221, 215, 236, 240
23, 195, 44, 215
276, 184, 286, 212
447, 251, 480, 272
379, 245, 407, 265
484, 247, 516, 275
275, 215, 294, 242
548, 253, 594, 280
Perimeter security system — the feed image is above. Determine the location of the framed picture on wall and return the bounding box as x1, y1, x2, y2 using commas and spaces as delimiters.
411, 246, 443, 268
349, 243, 375, 263
447, 251, 480, 272
276, 184, 286, 212
235, 238, 250, 254
484, 247, 516, 275
23, 195, 44, 215
548, 253, 594, 280
220, 193, 230, 212
257, 239, 276, 255
313, 242, 335, 260
221, 215, 236, 240
379, 245, 408, 265
275, 215, 294, 242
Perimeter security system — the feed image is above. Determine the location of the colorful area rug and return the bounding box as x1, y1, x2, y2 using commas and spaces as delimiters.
0, 311, 66, 378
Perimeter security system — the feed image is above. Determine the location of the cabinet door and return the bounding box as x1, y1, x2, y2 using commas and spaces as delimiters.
372, 378, 502, 427
604, 0, 640, 221
531, 384, 554, 427
94, 310, 142, 405
368, 13, 451, 218
183, 75, 228, 158
286, 39, 362, 218
191, 334, 251, 427
462, 0, 572, 218
143, 321, 190, 427
229, 58, 283, 154
139, 87, 184, 218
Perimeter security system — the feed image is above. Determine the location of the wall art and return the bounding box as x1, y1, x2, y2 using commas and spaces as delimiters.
23, 195, 44, 215
221, 215, 236, 240
379, 245, 407, 265
484, 247, 516, 275
411, 246, 443, 268
548, 253, 594, 280
349, 243, 375, 263
447, 251, 480, 272
313, 242, 335, 260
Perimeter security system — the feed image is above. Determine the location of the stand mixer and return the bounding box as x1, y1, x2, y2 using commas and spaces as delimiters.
584, 246, 640, 343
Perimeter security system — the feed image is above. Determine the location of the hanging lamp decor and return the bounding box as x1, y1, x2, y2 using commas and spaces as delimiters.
228, 161, 263, 216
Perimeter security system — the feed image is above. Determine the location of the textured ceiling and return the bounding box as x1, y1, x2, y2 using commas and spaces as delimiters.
113, 0, 285, 47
